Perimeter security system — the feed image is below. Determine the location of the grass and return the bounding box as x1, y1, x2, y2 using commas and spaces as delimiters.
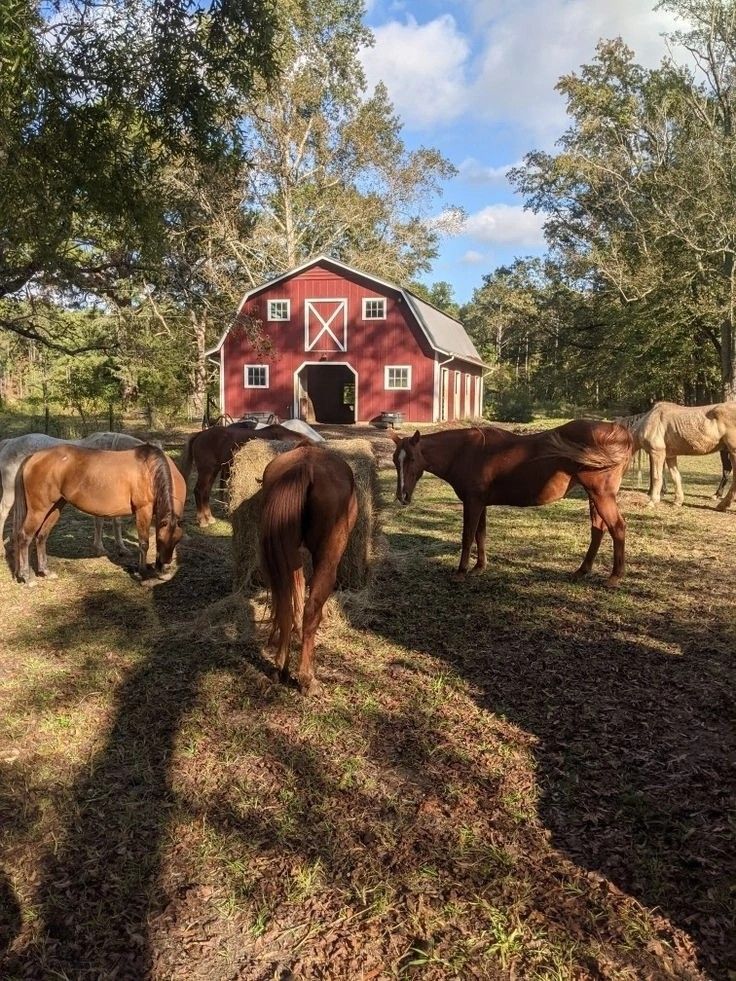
0, 428, 734, 979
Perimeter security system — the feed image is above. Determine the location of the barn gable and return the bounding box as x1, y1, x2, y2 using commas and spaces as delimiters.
206, 256, 488, 423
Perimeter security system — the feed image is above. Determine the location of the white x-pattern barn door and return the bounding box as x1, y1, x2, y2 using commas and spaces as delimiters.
304, 298, 348, 352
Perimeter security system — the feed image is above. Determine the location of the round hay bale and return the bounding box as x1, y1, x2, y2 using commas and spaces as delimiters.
229, 438, 381, 592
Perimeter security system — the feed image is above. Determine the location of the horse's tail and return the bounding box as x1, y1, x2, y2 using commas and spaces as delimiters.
545, 424, 634, 471
180, 432, 199, 482
13, 457, 29, 541
260, 461, 312, 643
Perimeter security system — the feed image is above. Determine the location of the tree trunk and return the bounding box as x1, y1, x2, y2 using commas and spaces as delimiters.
191, 312, 208, 419
721, 254, 736, 400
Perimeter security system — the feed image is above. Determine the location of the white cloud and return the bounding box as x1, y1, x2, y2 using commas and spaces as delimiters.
469, 0, 682, 137
364, 1, 683, 137
458, 157, 522, 183
461, 249, 486, 264
463, 204, 546, 246
361, 14, 470, 128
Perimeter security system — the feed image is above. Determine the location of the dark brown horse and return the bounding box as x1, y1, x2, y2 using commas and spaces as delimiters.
181, 424, 299, 526
13, 444, 185, 584
260, 444, 357, 695
391, 421, 633, 586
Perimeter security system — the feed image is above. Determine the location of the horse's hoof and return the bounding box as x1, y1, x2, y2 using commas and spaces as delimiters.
92, 547, 106, 558
571, 567, 589, 581
604, 576, 621, 589
299, 678, 321, 697
116, 544, 131, 556
17, 578, 37, 588
715, 499, 731, 512
38, 571, 58, 580
673, 499, 684, 507
453, 570, 468, 581
469, 564, 487, 576
645, 499, 658, 508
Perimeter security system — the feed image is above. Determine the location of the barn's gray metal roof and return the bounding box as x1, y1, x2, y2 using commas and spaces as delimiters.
404, 291, 484, 366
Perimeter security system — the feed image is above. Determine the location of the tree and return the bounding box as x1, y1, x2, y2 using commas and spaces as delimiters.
0, 0, 278, 351
234, 0, 456, 287
511, 2, 736, 399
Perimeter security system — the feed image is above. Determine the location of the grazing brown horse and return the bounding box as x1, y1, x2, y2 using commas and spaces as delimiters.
260, 444, 357, 695
181, 424, 301, 526
391, 421, 633, 586
13, 444, 185, 584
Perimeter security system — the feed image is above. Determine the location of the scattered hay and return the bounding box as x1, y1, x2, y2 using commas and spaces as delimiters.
229, 439, 383, 593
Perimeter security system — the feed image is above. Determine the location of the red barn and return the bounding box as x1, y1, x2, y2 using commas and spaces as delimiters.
206, 256, 489, 424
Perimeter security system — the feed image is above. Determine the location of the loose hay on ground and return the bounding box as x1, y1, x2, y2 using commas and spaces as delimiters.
229, 438, 383, 594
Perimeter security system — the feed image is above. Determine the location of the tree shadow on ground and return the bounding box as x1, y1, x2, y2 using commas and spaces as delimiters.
355, 530, 736, 977
2, 496, 733, 978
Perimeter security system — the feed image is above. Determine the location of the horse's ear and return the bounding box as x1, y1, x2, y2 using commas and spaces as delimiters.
410, 430, 421, 445
388, 430, 402, 446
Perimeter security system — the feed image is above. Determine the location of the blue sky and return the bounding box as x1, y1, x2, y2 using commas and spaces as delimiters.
360, 0, 681, 302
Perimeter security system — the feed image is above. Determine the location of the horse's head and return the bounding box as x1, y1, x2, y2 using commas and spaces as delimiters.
389, 429, 423, 504
155, 514, 184, 576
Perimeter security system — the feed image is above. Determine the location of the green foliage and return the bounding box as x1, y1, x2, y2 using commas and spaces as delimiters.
489, 375, 535, 423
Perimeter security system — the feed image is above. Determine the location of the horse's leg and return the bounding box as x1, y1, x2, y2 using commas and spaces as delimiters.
648, 450, 665, 505
0, 480, 13, 544
457, 499, 484, 577
92, 517, 106, 556
35, 506, 63, 579
112, 517, 130, 554
135, 506, 153, 577
573, 497, 606, 579
295, 558, 338, 696
470, 507, 487, 574
716, 450, 736, 511
666, 455, 685, 506
713, 449, 730, 499
195, 469, 216, 526
15, 506, 45, 585
589, 492, 626, 586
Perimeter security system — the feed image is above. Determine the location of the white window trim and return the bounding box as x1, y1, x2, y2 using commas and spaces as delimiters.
362, 297, 387, 320
384, 365, 412, 390
267, 299, 290, 321
244, 364, 270, 388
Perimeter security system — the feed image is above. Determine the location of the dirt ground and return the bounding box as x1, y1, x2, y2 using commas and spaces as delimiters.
0, 424, 734, 979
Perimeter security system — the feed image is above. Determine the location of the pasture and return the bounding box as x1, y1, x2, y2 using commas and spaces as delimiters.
0, 435, 734, 979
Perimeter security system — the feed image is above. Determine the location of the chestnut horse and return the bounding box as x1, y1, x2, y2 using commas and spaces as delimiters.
391, 421, 633, 586
181, 424, 303, 526
260, 444, 357, 695
13, 444, 185, 584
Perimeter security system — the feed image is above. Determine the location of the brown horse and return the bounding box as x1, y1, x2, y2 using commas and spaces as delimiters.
390, 421, 633, 586
13, 444, 185, 584
181, 424, 300, 526
260, 444, 358, 695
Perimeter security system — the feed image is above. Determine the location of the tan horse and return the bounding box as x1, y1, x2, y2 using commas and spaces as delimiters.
13, 444, 185, 584
260, 445, 357, 695
620, 402, 736, 508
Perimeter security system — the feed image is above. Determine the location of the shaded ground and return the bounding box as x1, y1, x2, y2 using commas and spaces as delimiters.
0, 430, 734, 979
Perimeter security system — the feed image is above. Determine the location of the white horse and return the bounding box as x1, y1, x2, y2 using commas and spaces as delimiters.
255, 418, 324, 442
0, 432, 149, 554
619, 401, 736, 508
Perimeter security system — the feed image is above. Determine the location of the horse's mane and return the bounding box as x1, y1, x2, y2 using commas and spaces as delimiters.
134, 444, 175, 520
614, 410, 649, 432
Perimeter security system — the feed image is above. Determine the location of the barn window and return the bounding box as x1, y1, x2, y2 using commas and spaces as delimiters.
385, 365, 411, 390
362, 298, 386, 320
267, 300, 290, 321
244, 364, 269, 388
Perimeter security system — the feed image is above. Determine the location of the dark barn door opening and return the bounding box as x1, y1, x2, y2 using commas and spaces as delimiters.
299, 364, 356, 424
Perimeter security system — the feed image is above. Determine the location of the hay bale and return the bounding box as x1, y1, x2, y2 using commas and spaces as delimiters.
229, 439, 382, 592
